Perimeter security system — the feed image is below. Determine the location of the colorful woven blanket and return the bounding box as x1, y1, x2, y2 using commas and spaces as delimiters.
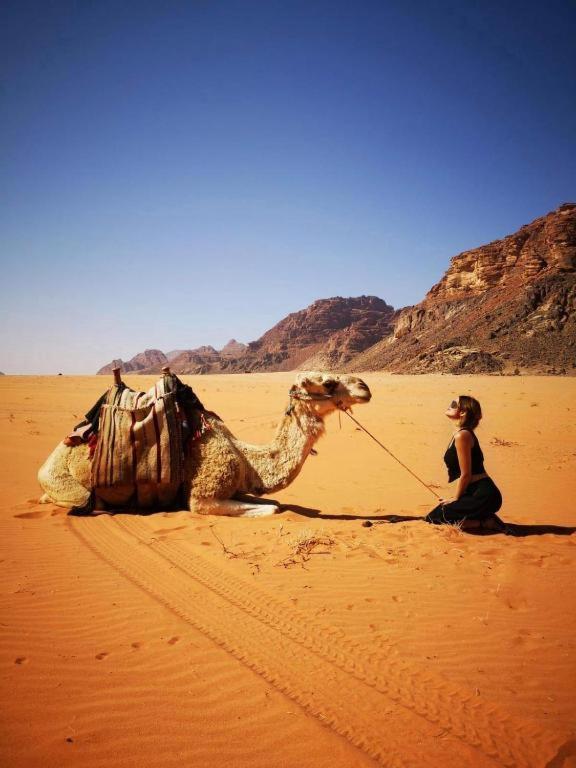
91, 378, 185, 488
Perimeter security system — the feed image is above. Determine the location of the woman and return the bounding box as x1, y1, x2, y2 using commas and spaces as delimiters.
426, 395, 504, 530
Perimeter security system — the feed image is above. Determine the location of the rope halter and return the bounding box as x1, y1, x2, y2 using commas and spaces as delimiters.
285, 387, 336, 415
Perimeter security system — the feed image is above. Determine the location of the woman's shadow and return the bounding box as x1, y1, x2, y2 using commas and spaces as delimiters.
279, 505, 576, 537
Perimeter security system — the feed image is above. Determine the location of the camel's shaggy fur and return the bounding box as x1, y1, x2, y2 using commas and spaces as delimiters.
38, 372, 371, 517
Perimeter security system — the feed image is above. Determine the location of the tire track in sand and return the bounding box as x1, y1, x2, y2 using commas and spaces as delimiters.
70, 515, 568, 768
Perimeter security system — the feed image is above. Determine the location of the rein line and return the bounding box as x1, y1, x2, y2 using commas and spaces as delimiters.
286, 389, 440, 501
339, 405, 442, 501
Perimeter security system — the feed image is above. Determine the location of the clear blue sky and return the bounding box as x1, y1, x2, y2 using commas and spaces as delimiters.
1, 0, 575, 373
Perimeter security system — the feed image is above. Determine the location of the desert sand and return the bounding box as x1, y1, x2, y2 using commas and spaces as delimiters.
1, 372, 575, 768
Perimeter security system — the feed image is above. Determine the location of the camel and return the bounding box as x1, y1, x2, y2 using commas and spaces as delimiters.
38, 371, 372, 517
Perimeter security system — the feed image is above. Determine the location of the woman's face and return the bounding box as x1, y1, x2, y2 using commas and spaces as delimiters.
445, 398, 461, 420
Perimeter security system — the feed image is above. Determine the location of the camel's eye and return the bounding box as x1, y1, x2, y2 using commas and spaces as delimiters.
324, 379, 339, 393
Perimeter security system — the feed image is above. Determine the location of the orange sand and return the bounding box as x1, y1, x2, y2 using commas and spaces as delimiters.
1, 373, 575, 768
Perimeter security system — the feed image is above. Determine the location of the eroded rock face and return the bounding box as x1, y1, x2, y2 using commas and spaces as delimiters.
97, 349, 168, 375
350, 204, 576, 374
230, 296, 396, 373
427, 203, 576, 303
220, 339, 248, 357
167, 347, 220, 374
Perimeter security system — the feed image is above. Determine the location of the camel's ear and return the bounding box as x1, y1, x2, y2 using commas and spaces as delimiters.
323, 378, 339, 394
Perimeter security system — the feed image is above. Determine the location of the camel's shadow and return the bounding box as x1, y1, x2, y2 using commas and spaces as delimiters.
68, 502, 576, 538
280, 505, 576, 537
280, 504, 392, 522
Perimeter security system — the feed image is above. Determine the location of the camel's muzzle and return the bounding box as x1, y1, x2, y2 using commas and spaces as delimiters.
349, 385, 371, 404
353, 380, 372, 402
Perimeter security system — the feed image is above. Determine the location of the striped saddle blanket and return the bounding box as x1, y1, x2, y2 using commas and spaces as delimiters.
91, 379, 185, 488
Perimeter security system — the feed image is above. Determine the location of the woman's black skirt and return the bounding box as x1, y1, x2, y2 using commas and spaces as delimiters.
426, 477, 502, 525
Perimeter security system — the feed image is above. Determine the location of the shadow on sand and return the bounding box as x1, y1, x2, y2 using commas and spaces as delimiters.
280, 505, 576, 537
68, 502, 576, 538
279, 504, 388, 522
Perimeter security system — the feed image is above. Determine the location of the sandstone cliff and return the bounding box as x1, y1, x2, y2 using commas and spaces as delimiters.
220, 339, 248, 357
351, 203, 576, 374
97, 349, 168, 375
165, 347, 221, 375
224, 296, 396, 373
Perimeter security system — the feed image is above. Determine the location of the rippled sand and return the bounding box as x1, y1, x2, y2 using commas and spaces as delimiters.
1, 372, 575, 768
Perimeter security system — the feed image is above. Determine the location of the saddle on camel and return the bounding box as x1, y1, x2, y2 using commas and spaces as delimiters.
65, 367, 211, 511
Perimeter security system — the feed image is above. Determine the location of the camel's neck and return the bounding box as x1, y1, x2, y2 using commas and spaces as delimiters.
233, 402, 327, 495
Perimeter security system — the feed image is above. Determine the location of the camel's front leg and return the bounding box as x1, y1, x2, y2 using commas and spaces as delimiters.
191, 498, 279, 517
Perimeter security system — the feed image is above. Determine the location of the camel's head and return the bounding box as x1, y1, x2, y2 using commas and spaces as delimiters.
289, 371, 371, 415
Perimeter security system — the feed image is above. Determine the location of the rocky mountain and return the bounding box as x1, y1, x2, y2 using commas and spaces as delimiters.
97, 297, 395, 375
165, 350, 187, 362
350, 203, 576, 374
167, 347, 221, 374
224, 296, 396, 373
97, 349, 168, 375
97, 204, 575, 376
220, 339, 248, 357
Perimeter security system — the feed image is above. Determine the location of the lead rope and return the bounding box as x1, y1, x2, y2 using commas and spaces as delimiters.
339, 407, 442, 501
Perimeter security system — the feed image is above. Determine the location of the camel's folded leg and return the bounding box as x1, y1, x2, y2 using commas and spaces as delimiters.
191, 498, 279, 517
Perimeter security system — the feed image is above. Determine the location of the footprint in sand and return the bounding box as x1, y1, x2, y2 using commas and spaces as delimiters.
511, 631, 540, 649
15, 657, 28, 665
500, 588, 528, 611
505, 597, 528, 611
14, 510, 50, 520
131, 642, 143, 650
153, 526, 187, 536
167, 637, 180, 646
14, 501, 39, 511
95, 652, 109, 660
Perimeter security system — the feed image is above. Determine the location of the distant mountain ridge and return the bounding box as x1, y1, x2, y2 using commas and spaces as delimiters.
97, 341, 248, 376
97, 204, 576, 376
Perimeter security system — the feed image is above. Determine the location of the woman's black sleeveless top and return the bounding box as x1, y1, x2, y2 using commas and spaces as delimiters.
444, 429, 485, 482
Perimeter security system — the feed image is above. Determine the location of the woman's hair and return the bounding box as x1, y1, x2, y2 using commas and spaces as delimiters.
457, 395, 482, 430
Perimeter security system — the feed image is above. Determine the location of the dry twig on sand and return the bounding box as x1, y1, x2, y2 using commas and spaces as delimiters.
209, 527, 263, 575
490, 436, 519, 447
210, 527, 254, 560
275, 529, 335, 569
